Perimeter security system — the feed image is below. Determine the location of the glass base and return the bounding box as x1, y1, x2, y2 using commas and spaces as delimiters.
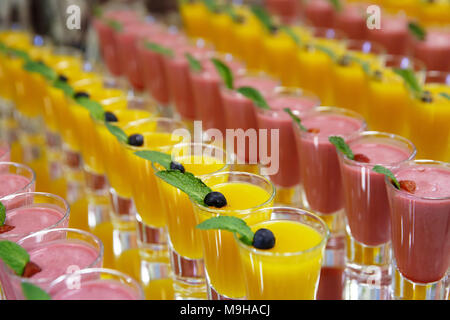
136, 215, 167, 251
87, 194, 111, 230
173, 279, 207, 300
392, 264, 447, 300
344, 262, 392, 300
84, 170, 108, 195
306, 207, 346, 237
109, 188, 136, 219
63, 148, 82, 171
206, 281, 243, 301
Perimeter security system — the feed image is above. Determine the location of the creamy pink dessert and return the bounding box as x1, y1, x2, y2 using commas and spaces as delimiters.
52, 279, 140, 300
0, 174, 34, 210
304, 0, 336, 28
388, 162, 450, 284
257, 92, 319, 188
340, 135, 414, 246
265, 0, 301, 24
367, 15, 410, 55
334, 3, 367, 40
295, 109, 365, 214
412, 30, 450, 72
0, 143, 10, 162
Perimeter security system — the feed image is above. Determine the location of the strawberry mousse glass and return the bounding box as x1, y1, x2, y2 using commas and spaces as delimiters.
338, 131, 416, 300
386, 160, 450, 300
256, 87, 320, 206
0, 162, 36, 210
411, 29, 450, 73
220, 72, 280, 175
303, 0, 336, 28
333, 2, 368, 40
367, 13, 410, 55
1, 228, 103, 300
0, 141, 10, 162
48, 268, 144, 300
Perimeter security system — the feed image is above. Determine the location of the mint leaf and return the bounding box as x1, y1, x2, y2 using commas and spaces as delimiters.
196, 216, 254, 246
145, 42, 174, 58
155, 170, 212, 206
408, 22, 426, 41
439, 92, 450, 100
93, 6, 103, 18
372, 165, 400, 189
393, 68, 422, 95
202, 0, 218, 12
224, 4, 239, 22
211, 58, 234, 89
250, 5, 273, 32
106, 19, 122, 32
0, 240, 30, 276
280, 26, 302, 46
105, 121, 128, 144
315, 44, 337, 60
53, 78, 74, 97
8, 48, 30, 61
0, 201, 5, 226
329, 136, 354, 160
236, 86, 270, 110
328, 0, 342, 12
134, 150, 172, 170
21, 283, 51, 300
349, 56, 370, 74
75, 97, 104, 121
23, 60, 57, 82
284, 108, 307, 132
185, 53, 203, 72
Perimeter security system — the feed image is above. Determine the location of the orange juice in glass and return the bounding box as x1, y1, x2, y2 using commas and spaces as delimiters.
179, 0, 210, 39
192, 171, 275, 300
367, 55, 426, 138
154, 143, 229, 299
236, 207, 329, 299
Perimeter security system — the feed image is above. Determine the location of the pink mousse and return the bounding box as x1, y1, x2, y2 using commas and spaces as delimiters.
53, 279, 139, 300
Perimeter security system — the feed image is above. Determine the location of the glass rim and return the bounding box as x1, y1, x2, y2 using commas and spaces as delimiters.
190, 171, 276, 215
234, 206, 330, 257
339, 131, 417, 167
0, 192, 71, 239
0, 161, 36, 199
48, 267, 145, 300
385, 159, 450, 200
344, 39, 387, 56
382, 54, 427, 73
10, 228, 104, 283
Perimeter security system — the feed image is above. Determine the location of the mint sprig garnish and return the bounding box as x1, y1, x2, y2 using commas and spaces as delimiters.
284, 108, 307, 132
329, 136, 354, 160
53, 78, 74, 97
280, 26, 302, 46
134, 150, 172, 170
23, 60, 57, 82
105, 122, 128, 144
185, 53, 203, 72
8, 48, 30, 61
250, 5, 273, 32
145, 42, 174, 58
408, 22, 426, 41
393, 68, 422, 95
439, 92, 450, 100
0, 201, 5, 226
224, 4, 239, 22
106, 19, 123, 32
93, 6, 103, 18
349, 56, 370, 74
0, 240, 30, 276
372, 165, 400, 189
155, 170, 212, 206
202, 0, 219, 12
22, 282, 51, 300
315, 44, 337, 61
75, 96, 105, 121
328, 0, 342, 12
197, 216, 254, 246
236, 86, 270, 110
211, 58, 234, 89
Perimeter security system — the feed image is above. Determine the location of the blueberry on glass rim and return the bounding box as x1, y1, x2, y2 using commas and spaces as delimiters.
170, 161, 185, 173
204, 191, 227, 208
252, 228, 275, 250
58, 74, 68, 82
128, 134, 144, 147
74, 91, 90, 99
104, 111, 118, 122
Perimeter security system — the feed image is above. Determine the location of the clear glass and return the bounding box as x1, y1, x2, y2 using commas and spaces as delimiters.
0, 162, 36, 210
1, 228, 104, 300
48, 268, 144, 300
386, 160, 450, 300
0, 141, 10, 162
192, 171, 275, 300
236, 206, 329, 300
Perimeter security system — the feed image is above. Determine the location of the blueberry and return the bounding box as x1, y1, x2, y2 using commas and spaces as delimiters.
58, 74, 68, 82
74, 91, 90, 99
170, 161, 185, 173
104, 111, 118, 122
204, 191, 227, 208
252, 228, 275, 250
128, 134, 144, 147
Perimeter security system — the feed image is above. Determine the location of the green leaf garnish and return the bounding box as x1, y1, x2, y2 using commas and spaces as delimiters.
0, 201, 5, 226
328, 0, 342, 12
280, 26, 302, 46
349, 56, 370, 74
93, 6, 103, 18
236, 86, 270, 110
144, 42, 174, 58
328, 136, 354, 160
393, 68, 422, 95
224, 4, 239, 22
211, 58, 234, 90
21, 283, 51, 300
155, 170, 212, 206
134, 150, 172, 170
53, 78, 74, 97
202, 0, 219, 12
0, 240, 30, 276
408, 22, 426, 41
105, 121, 128, 144
439, 92, 450, 100
23, 60, 57, 82
8, 48, 30, 61
196, 216, 254, 246
75, 96, 105, 121
185, 53, 203, 72
106, 19, 123, 32
315, 44, 337, 60
372, 165, 400, 189
283, 108, 307, 132
250, 5, 273, 32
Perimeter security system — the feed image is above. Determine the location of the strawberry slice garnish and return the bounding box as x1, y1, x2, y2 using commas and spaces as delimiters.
22, 261, 42, 278
354, 153, 370, 163
0, 225, 15, 234
399, 180, 416, 193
